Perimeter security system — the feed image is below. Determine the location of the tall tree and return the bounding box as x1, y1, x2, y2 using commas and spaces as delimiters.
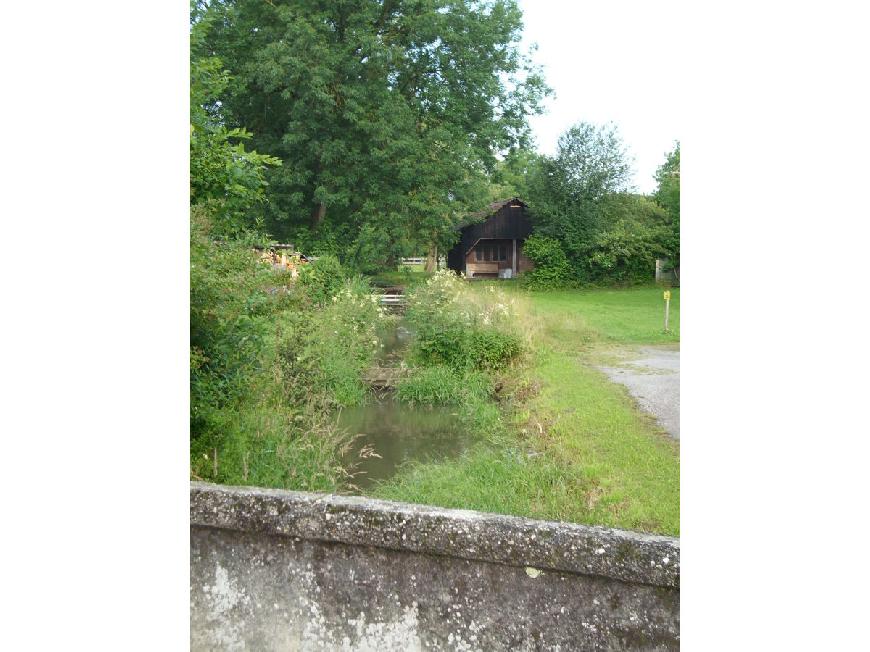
201, 0, 548, 267
486, 146, 542, 201
653, 142, 680, 265
190, 4, 281, 236
526, 122, 633, 263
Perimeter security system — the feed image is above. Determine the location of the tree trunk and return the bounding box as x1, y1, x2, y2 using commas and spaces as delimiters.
424, 243, 438, 272
310, 202, 326, 227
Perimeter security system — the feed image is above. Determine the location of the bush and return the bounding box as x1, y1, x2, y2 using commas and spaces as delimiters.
521, 235, 573, 288
405, 271, 523, 371
297, 254, 346, 306
585, 223, 662, 284
190, 208, 279, 439
416, 327, 522, 371
280, 276, 384, 407
191, 208, 384, 489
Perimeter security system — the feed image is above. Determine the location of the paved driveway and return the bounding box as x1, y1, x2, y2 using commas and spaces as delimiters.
599, 346, 680, 439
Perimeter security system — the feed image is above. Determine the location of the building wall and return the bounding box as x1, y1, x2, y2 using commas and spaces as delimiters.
464, 238, 515, 277
517, 240, 535, 274
448, 199, 534, 276
190, 483, 680, 651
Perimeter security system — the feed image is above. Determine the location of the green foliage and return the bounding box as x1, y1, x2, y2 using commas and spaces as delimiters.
521, 235, 572, 288
404, 271, 523, 371
190, 206, 277, 432
583, 194, 670, 284
279, 276, 384, 408
654, 142, 680, 266
189, 208, 355, 490
190, 8, 280, 236
200, 0, 550, 260
523, 122, 676, 285
296, 255, 346, 307
189, 401, 352, 492
526, 121, 632, 261
190, 209, 384, 487
416, 327, 522, 371
396, 366, 492, 406
487, 147, 543, 201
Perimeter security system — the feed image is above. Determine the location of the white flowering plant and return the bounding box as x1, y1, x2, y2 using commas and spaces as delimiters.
404, 271, 522, 370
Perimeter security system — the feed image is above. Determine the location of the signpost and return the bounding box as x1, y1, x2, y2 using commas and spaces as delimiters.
663, 290, 671, 332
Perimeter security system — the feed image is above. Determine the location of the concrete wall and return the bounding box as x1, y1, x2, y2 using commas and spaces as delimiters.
190, 483, 680, 651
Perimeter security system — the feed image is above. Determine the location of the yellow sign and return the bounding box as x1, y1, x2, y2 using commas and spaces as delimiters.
663, 291, 671, 301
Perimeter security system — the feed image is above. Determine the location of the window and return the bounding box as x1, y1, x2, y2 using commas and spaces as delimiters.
473, 242, 508, 262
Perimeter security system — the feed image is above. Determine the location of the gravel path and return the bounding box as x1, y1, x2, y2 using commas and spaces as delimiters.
599, 346, 680, 439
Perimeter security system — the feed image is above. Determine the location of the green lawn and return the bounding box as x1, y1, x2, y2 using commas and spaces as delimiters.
368, 268, 432, 287
375, 285, 680, 535
524, 286, 679, 345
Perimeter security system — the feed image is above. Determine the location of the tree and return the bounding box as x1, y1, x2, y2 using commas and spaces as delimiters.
200, 0, 549, 267
190, 5, 281, 236
486, 146, 543, 201
653, 142, 680, 266
585, 194, 670, 283
526, 122, 633, 267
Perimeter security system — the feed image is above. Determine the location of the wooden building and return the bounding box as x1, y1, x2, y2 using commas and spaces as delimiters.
446, 198, 534, 278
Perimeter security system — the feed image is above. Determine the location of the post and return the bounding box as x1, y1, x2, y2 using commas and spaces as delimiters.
663, 290, 671, 332
512, 239, 517, 276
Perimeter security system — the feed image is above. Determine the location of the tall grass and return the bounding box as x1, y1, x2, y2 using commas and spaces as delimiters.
395, 366, 490, 405
191, 213, 385, 489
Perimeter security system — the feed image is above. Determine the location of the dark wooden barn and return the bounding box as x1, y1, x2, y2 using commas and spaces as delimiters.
446, 198, 534, 278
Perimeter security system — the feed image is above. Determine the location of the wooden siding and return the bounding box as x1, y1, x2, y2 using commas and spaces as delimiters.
447, 198, 534, 275
465, 238, 514, 277
517, 240, 535, 274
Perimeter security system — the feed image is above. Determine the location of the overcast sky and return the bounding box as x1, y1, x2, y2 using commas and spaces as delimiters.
517, 1, 681, 194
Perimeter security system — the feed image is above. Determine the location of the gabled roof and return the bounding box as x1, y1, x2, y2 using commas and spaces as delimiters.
455, 197, 526, 230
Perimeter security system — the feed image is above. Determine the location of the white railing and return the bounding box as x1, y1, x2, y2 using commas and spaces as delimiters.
400, 257, 447, 267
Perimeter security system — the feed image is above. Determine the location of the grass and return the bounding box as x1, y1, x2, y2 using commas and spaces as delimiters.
368, 267, 433, 287
395, 366, 491, 406
520, 285, 679, 345
374, 284, 680, 535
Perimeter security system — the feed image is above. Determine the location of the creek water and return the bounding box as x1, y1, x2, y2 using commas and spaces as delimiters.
337, 318, 474, 489
375, 321, 413, 364
338, 400, 473, 489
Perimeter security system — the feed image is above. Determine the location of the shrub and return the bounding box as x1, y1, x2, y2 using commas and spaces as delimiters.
582, 214, 668, 285
280, 276, 384, 408
522, 235, 573, 288
416, 327, 522, 371
190, 208, 279, 440
297, 254, 346, 306
191, 208, 383, 489
405, 270, 524, 371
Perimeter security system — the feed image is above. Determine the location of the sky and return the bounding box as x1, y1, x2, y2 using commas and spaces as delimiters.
517, 1, 681, 194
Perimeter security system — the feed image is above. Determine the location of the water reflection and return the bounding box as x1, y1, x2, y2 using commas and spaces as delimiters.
338, 399, 472, 489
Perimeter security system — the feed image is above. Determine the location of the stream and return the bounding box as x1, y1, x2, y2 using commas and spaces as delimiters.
337, 316, 473, 489
338, 400, 473, 489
